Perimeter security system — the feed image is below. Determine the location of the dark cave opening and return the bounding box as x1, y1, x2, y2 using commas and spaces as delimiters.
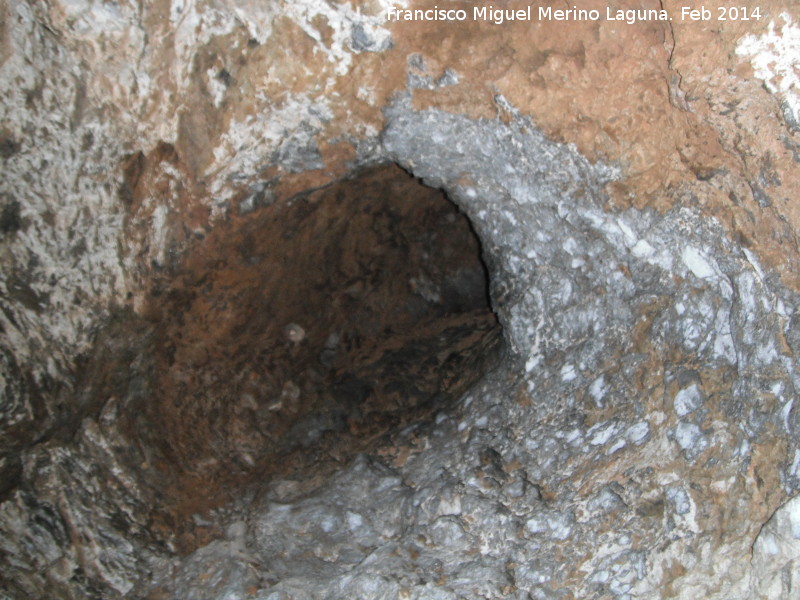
100, 163, 503, 542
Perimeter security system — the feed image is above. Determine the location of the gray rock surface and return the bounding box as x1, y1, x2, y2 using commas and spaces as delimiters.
2, 2, 800, 599
149, 103, 797, 599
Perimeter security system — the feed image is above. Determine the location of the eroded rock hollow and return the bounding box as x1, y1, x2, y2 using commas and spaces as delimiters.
2, 1, 800, 599
123, 164, 500, 514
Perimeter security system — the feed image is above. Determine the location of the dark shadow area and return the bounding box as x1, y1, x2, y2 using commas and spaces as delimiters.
77, 164, 502, 551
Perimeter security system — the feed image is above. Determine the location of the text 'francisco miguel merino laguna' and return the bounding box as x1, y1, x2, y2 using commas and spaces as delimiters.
387, 5, 673, 25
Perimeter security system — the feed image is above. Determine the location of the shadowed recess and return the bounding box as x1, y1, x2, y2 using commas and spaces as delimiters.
88, 163, 502, 542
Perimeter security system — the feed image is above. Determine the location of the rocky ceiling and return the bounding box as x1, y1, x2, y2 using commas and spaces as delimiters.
1, 1, 800, 599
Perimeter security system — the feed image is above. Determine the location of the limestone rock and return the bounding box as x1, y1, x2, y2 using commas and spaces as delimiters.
2, 1, 800, 599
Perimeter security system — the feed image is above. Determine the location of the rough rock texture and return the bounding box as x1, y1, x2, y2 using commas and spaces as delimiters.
2, 0, 800, 599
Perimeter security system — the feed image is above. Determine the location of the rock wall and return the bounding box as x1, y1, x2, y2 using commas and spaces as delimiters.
1, 1, 800, 599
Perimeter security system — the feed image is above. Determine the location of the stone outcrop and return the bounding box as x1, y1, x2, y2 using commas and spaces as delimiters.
2, 1, 800, 598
